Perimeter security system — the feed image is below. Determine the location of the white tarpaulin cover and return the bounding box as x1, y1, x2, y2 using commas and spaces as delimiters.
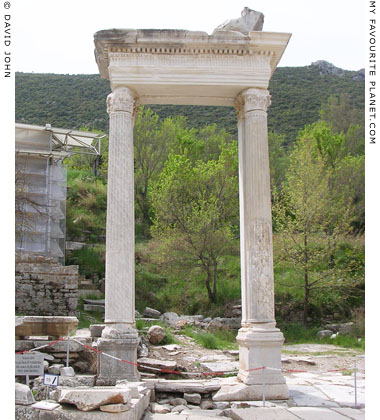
15, 123, 101, 157
15, 123, 102, 262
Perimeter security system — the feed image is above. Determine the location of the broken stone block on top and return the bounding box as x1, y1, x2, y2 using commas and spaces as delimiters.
57, 388, 131, 411
213, 7, 264, 35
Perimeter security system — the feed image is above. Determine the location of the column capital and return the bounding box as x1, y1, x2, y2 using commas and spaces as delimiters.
234, 94, 245, 121
107, 86, 138, 115
236, 88, 271, 114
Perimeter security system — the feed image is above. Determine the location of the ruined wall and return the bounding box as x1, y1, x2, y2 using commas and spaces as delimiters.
15, 253, 79, 316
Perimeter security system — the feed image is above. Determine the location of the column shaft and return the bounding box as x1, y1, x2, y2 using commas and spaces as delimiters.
239, 89, 274, 325
97, 86, 139, 384
105, 108, 135, 324
235, 89, 287, 395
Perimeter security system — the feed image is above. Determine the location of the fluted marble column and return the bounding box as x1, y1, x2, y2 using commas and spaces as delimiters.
235, 88, 287, 397
97, 86, 139, 384
104, 86, 136, 326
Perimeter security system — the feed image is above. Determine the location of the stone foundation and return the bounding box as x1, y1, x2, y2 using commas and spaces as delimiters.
97, 327, 140, 384
15, 253, 79, 316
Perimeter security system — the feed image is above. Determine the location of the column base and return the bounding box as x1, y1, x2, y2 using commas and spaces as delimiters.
236, 324, 287, 389
96, 325, 140, 385
213, 378, 289, 401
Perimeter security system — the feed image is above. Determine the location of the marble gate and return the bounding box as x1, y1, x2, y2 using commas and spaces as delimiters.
94, 8, 291, 399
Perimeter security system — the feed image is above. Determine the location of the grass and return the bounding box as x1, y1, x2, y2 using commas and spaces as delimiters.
280, 322, 365, 351
81, 292, 104, 301
66, 245, 106, 280
77, 297, 104, 329
180, 325, 238, 350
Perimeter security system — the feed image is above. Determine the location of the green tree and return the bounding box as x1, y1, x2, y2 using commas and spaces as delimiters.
319, 93, 364, 156
273, 126, 354, 325
268, 131, 289, 191
133, 108, 186, 234
150, 142, 239, 303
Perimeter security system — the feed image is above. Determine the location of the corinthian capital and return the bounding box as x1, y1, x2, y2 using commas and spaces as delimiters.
106, 87, 136, 114
240, 88, 271, 113
234, 94, 245, 120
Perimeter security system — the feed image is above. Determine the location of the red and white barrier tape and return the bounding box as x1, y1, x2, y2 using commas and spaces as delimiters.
15, 337, 66, 355
71, 338, 362, 377
15, 336, 363, 377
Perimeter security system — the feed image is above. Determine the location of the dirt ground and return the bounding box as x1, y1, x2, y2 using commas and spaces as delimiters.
141, 332, 365, 379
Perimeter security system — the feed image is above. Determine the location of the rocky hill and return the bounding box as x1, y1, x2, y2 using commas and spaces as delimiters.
15, 62, 364, 142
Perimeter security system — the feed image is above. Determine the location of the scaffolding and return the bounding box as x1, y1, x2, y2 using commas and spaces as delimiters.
15, 123, 103, 263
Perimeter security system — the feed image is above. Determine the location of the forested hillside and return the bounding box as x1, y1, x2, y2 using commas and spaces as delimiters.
15, 62, 364, 142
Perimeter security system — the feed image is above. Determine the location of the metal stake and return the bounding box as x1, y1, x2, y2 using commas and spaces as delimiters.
66, 333, 70, 367
26, 375, 29, 386
354, 360, 357, 407
262, 367, 266, 407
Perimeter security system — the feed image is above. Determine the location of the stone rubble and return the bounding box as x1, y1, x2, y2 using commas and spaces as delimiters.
60, 366, 76, 377
15, 383, 35, 406
147, 325, 166, 345
150, 402, 171, 414
184, 392, 201, 405
143, 307, 162, 319
138, 358, 177, 371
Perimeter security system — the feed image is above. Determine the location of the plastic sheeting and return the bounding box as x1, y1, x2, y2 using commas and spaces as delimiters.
15, 123, 102, 263
16, 137, 67, 262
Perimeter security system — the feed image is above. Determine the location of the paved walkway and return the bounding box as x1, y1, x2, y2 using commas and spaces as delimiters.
143, 368, 365, 419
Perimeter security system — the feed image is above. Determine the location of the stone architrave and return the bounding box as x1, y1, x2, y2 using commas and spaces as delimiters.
96, 86, 139, 384
234, 88, 287, 397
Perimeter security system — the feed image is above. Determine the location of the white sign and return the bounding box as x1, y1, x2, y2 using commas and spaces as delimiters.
32, 401, 60, 411
43, 373, 59, 386
15, 353, 44, 376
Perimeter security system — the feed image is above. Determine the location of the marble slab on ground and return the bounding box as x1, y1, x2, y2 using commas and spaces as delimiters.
289, 407, 364, 420
199, 361, 239, 372
73, 328, 91, 337
18, 390, 150, 419
311, 375, 365, 387
289, 385, 340, 407
227, 407, 299, 419
330, 408, 366, 420
181, 408, 223, 416
313, 384, 365, 406
199, 354, 233, 362
144, 414, 188, 419
283, 344, 353, 353
151, 379, 221, 393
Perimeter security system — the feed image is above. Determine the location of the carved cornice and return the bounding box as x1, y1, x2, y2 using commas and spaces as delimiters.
109, 52, 271, 69
241, 88, 271, 113
95, 30, 291, 81
107, 47, 273, 57
106, 87, 136, 114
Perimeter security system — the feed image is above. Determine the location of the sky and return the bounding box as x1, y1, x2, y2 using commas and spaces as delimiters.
13, 0, 365, 74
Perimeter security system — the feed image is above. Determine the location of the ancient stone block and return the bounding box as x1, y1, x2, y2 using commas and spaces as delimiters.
15, 383, 35, 405
99, 403, 131, 412
57, 388, 131, 411
184, 392, 202, 405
